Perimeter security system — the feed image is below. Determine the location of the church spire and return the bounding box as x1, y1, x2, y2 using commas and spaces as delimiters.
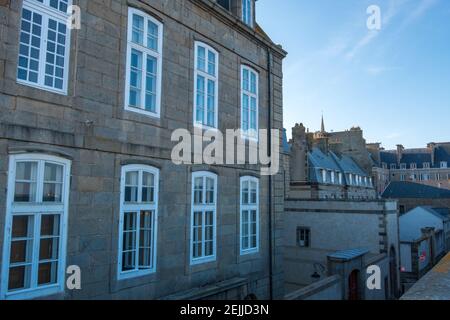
321, 114, 325, 133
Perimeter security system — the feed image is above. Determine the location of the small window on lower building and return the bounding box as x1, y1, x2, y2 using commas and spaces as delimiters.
297, 227, 310, 248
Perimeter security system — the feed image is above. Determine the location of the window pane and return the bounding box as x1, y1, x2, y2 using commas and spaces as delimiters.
242, 180, 249, 204
125, 171, 139, 203
206, 79, 215, 127
242, 94, 249, 131
142, 172, 155, 203
38, 261, 58, 285
250, 181, 257, 204
250, 97, 257, 131
41, 214, 60, 237
196, 75, 205, 123
194, 177, 203, 205
43, 163, 63, 202
44, 19, 67, 90
129, 49, 142, 108
145, 55, 157, 112
17, 8, 42, 84
138, 211, 153, 268
197, 46, 206, 71
250, 72, 257, 94
122, 212, 137, 271
132, 14, 144, 45
206, 177, 215, 204
9, 215, 34, 291
207, 50, 215, 76
147, 20, 158, 51
8, 265, 32, 291
14, 162, 37, 203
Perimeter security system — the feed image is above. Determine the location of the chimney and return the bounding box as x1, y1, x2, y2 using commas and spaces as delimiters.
396, 144, 404, 165
290, 123, 308, 182
428, 142, 436, 166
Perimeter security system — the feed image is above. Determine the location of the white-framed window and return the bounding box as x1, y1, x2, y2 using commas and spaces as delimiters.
410, 163, 417, 169
125, 7, 163, 118
17, 0, 72, 94
400, 163, 407, 170
242, 0, 253, 27
338, 172, 343, 185
1, 154, 71, 300
190, 171, 217, 265
118, 165, 159, 279
241, 65, 259, 139
423, 162, 430, 169
382, 163, 387, 170
240, 176, 259, 255
193, 42, 219, 129
330, 171, 335, 184
441, 162, 448, 169
390, 164, 396, 170
400, 174, 406, 181
297, 227, 310, 248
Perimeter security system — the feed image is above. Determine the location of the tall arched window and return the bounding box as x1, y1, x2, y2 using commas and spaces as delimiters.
125, 7, 163, 117
118, 165, 159, 279
190, 171, 217, 265
1, 154, 71, 300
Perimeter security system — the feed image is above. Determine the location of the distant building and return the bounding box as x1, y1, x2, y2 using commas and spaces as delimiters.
399, 207, 450, 292
382, 181, 450, 214
287, 120, 376, 200
369, 143, 450, 195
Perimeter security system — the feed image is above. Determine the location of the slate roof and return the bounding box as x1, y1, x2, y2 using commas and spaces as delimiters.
434, 146, 450, 168
380, 151, 397, 166
382, 181, 450, 199
330, 152, 367, 176
401, 153, 432, 169
328, 248, 370, 261
420, 207, 450, 221
308, 148, 341, 171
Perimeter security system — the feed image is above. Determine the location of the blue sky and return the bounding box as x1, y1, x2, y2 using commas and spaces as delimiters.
257, 0, 450, 149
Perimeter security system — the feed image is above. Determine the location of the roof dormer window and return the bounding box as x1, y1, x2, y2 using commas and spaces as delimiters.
423, 162, 430, 169
390, 164, 396, 170
410, 163, 417, 170
441, 161, 448, 169
400, 163, 406, 170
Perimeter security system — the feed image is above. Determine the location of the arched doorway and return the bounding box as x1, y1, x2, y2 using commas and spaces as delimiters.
389, 246, 398, 299
348, 269, 360, 300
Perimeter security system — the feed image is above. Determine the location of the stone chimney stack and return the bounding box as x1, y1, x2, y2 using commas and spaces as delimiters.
428, 142, 436, 166
290, 123, 308, 182
396, 144, 404, 165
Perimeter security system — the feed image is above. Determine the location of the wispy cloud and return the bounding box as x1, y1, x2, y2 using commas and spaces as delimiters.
400, 0, 439, 28
365, 65, 400, 76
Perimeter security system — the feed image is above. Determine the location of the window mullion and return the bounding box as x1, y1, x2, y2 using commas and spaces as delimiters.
135, 210, 141, 271
31, 212, 41, 289
36, 160, 44, 203
202, 209, 206, 257
38, 14, 50, 88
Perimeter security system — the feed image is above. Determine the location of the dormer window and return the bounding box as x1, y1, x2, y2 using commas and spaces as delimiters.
242, 0, 253, 27
382, 163, 387, 170
410, 163, 417, 170
441, 162, 448, 169
390, 164, 396, 170
400, 163, 407, 170
423, 162, 430, 169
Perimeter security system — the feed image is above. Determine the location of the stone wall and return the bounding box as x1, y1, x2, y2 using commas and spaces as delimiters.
0, 0, 286, 299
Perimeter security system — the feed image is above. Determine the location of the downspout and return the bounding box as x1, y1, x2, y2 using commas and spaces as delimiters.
267, 48, 274, 300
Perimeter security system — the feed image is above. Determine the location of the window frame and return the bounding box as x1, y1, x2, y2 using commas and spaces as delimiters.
240, 176, 260, 255
124, 7, 163, 118
117, 164, 159, 280
441, 161, 448, 169
240, 65, 259, 140
190, 171, 218, 265
1, 153, 71, 300
17, 0, 72, 95
193, 41, 219, 130
297, 227, 311, 248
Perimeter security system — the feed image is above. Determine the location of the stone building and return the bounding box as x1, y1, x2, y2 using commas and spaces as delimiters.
369, 143, 450, 195
0, 0, 287, 300
282, 121, 400, 300
287, 122, 376, 201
